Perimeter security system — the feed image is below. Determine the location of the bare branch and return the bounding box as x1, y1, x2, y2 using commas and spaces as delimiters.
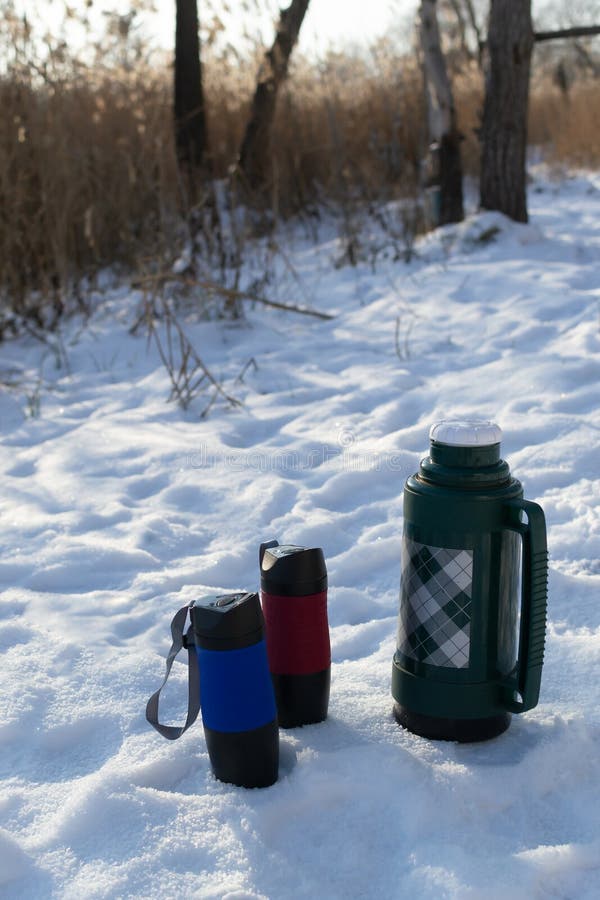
534, 25, 600, 42
131, 273, 335, 320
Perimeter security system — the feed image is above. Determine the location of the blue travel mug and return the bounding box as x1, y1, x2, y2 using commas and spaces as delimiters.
190, 592, 279, 788
146, 592, 279, 788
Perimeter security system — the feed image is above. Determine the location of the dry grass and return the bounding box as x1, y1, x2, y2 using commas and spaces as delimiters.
271, 48, 426, 205
0, 72, 179, 325
529, 78, 600, 167
449, 67, 600, 178
0, 34, 598, 330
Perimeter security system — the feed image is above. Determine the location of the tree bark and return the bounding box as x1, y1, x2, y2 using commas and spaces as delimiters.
175, 0, 208, 173
419, 0, 464, 225
480, 0, 534, 223
238, 0, 310, 196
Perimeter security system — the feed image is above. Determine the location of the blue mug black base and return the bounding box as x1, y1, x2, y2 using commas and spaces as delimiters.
272, 669, 331, 728
393, 703, 511, 743
205, 719, 279, 788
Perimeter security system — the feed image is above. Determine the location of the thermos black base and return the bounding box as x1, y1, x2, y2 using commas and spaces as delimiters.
393, 703, 511, 743
272, 669, 330, 728
204, 720, 279, 788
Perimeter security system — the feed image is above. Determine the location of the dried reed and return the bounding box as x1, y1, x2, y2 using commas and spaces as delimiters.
0, 29, 598, 331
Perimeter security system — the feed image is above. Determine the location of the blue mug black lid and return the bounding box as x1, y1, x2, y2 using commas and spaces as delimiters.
260, 540, 328, 597
190, 591, 264, 649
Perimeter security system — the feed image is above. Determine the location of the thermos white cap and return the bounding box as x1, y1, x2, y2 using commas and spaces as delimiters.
429, 420, 502, 447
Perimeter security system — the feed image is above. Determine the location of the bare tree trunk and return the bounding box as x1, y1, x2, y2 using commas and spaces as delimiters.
480, 0, 533, 223
238, 0, 310, 197
419, 0, 464, 225
447, 0, 472, 65
175, 0, 208, 174
463, 0, 484, 68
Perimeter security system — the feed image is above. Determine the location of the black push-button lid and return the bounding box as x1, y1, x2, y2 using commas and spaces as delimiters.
260, 540, 327, 596
190, 591, 264, 649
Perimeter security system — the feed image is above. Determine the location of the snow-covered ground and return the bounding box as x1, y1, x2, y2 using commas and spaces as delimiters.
1, 171, 599, 899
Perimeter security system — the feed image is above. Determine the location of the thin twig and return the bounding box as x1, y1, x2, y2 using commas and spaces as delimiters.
146, 296, 241, 412
235, 357, 259, 384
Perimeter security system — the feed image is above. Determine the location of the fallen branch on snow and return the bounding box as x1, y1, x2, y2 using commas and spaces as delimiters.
131, 273, 335, 321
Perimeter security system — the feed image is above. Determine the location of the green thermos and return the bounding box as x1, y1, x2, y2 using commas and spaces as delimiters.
391, 421, 548, 741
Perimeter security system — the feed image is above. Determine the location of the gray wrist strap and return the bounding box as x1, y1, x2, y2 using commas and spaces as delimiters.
145, 603, 200, 740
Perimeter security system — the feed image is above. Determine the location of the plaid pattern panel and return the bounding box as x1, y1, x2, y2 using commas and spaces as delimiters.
397, 536, 473, 669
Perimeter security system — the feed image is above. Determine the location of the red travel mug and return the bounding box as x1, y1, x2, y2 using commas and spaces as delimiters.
260, 540, 330, 728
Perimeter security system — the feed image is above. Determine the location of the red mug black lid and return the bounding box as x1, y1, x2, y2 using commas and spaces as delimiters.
260, 541, 328, 597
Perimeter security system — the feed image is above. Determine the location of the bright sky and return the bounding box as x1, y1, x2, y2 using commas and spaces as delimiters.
12, 0, 419, 57
13, 0, 579, 61
300, 0, 415, 51
147, 1, 418, 56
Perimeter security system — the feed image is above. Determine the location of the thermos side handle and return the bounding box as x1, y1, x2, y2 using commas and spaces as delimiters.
502, 499, 548, 714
